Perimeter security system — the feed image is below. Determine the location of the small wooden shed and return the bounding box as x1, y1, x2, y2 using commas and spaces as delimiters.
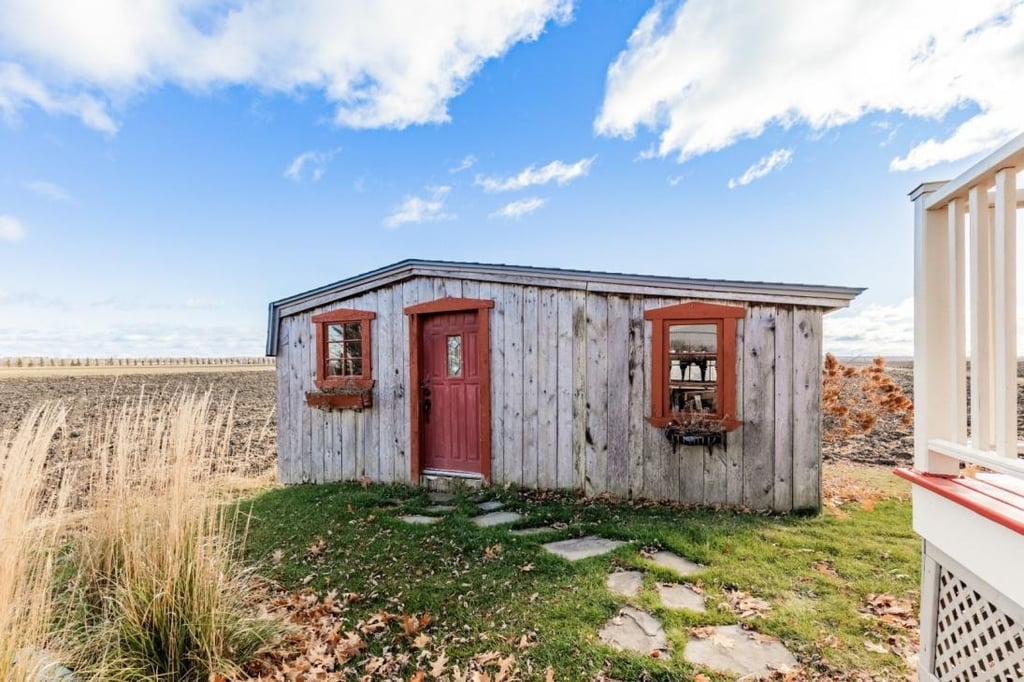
266, 260, 861, 511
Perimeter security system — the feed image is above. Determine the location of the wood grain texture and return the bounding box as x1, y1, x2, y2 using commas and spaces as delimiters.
773, 307, 794, 511
606, 296, 630, 497
483, 281, 505, 483
571, 290, 587, 492
627, 297, 645, 499
522, 286, 540, 488
555, 291, 574, 489
792, 308, 823, 509
727, 317, 746, 506
584, 294, 609, 496
503, 285, 524, 484
537, 288, 559, 489
742, 306, 776, 510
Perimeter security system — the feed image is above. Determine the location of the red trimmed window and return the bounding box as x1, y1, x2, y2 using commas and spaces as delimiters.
644, 302, 744, 429
311, 308, 376, 390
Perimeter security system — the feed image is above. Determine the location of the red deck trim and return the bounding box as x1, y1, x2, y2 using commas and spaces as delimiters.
895, 467, 1024, 535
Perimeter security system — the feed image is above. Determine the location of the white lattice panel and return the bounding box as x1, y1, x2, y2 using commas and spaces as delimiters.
932, 566, 1024, 681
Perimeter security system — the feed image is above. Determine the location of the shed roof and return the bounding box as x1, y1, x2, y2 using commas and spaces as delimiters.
266, 259, 864, 355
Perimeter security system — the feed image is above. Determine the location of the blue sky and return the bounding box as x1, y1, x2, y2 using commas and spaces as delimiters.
0, 0, 1021, 357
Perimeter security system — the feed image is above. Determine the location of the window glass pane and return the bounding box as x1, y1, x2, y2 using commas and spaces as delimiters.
668, 323, 718, 414
345, 338, 362, 360
343, 322, 362, 341
327, 324, 344, 342
328, 342, 344, 360
346, 358, 363, 376
447, 335, 462, 376
326, 359, 344, 376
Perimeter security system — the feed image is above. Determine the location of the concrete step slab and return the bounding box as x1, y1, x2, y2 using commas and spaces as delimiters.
598, 607, 670, 658
542, 536, 625, 561
648, 550, 703, 576
606, 571, 644, 597
399, 514, 442, 525
684, 625, 797, 679
472, 511, 523, 527
656, 583, 706, 612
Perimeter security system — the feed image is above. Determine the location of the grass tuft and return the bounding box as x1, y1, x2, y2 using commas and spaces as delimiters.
0, 404, 70, 680
61, 391, 280, 681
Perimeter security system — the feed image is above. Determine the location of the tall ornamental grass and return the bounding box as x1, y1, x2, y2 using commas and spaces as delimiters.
64, 391, 279, 681
0, 405, 71, 681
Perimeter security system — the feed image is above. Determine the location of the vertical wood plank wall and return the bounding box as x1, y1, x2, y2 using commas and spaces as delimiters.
276, 277, 825, 511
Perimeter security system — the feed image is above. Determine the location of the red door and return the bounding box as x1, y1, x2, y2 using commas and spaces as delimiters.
420, 311, 481, 474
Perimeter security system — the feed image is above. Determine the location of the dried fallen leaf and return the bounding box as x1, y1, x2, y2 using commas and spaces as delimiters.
429, 650, 449, 678
864, 640, 888, 654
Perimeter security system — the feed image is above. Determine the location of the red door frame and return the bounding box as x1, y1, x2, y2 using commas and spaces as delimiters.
404, 297, 494, 483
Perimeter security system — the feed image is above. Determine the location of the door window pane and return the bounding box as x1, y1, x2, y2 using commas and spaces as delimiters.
668, 323, 718, 414
447, 335, 462, 376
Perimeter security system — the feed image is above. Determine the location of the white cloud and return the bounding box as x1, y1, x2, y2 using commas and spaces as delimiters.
666, 175, 684, 186
450, 154, 477, 173
475, 156, 595, 192
489, 197, 546, 219
0, 214, 26, 241
0, 62, 117, 132
24, 179, 70, 201
727, 148, 793, 189
383, 186, 454, 228
824, 298, 914, 358
0, 1, 573, 133
596, 0, 1024, 171
284, 147, 341, 182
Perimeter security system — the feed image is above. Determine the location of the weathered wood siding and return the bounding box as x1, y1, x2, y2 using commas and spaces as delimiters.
275, 277, 825, 511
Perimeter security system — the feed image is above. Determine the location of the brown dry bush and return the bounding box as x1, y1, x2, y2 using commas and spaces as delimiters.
822, 354, 914, 444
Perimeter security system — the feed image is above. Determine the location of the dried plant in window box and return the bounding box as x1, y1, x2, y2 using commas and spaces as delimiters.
663, 411, 729, 450
306, 381, 375, 410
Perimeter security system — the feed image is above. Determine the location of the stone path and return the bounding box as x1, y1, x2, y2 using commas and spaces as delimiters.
398, 514, 441, 525
473, 511, 523, 527
606, 571, 644, 597
509, 526, 554, 536
598, 607, 670, 658
542, 536, 625, 561
647, 550, 703, 576
656, 582, 706, 612
395, 497, 796, 679
684, 625, 798, 678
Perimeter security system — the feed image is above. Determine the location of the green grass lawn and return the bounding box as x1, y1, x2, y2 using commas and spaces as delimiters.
243, 481, 918, 680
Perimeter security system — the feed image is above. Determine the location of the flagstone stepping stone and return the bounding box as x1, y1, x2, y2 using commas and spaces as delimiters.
509, 526, 555, 536
606, 571, 644, 597
424, 504, 456, 514
399, 514, 442, 525
428, 491, 456, 503
684, 625, 797, 679
472, 511, 523, 527
598, 607, 670, 658
477, 500, 504, 511
647, 550, 703, 576
542, 536, 625, 561
656, 583, 706, 612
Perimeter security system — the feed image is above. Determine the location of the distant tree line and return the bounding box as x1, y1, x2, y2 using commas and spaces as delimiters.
0, 357, 275, 368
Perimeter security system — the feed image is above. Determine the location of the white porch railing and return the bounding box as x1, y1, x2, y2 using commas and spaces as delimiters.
907, 132, 1024, 681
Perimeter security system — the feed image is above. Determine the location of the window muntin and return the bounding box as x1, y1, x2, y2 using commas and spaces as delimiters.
311, 308, 375, 390
668, 322, 719, 414
326, 322, 364, 378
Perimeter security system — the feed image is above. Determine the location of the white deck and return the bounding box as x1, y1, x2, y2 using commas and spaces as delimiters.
908, 132, 1024, 681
